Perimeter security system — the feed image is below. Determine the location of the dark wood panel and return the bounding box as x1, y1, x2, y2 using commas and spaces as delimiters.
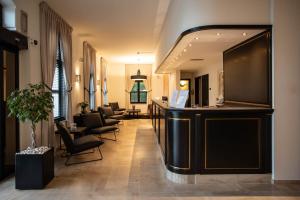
167, 118, 191, 171
159, 108, 166, 160
0, 28, 28, 50
204, 118, 261, 170
151, 100, 273, 175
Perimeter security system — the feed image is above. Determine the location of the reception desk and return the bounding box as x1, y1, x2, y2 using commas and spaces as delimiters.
152, 100, 273, 175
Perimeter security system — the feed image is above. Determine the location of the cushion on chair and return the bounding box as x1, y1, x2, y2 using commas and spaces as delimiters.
114, 110, 124, 115
73, 135, 104, 154
82, 113, 103, 129
90, 126, 118, 134
110, 115, 124, 120
105, 118, 119, 126
97, 109, 107, 125
102, 106, 115, 117
109, 102, 119, 111
55, 122, 74, 153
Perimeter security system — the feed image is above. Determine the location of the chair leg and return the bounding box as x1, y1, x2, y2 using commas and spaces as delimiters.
98, 130, 117, 142
65, 147, 103, 166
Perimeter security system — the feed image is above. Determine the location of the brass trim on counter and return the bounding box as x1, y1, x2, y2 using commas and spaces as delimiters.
225, 100, 271, 108
204, 118, 262, 170
168, 118, 191, 170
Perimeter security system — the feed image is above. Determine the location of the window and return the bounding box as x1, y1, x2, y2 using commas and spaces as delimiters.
52, 39, 66, 118
130, 81, 147, 104
89, 74, 95, 110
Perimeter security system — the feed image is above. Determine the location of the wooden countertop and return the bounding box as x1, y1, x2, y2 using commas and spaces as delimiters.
152, 99, 274, 113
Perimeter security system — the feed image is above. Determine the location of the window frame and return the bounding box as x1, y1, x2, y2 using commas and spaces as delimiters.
130, 80, 147, 104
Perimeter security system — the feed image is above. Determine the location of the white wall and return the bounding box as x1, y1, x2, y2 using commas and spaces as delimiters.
194, 56, 223, 106
106, 62, 126, 109
272, 0, 300, 180
14, 0, 42, 149
71, 34, 84, 115
155, 0, 271, 69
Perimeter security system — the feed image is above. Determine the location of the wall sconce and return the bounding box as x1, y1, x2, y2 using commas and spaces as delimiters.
97, 80, 101, 86
75, 75, 81, 83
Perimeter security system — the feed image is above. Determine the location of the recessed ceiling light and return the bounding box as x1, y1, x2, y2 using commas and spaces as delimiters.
195, 37, 199, 40
242, 32, 247, 36
183, 49, 187, 52
188, 43, 192, 47
217, 33, 221, 36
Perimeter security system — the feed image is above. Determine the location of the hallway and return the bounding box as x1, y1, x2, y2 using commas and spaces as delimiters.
0, 119, 300, 199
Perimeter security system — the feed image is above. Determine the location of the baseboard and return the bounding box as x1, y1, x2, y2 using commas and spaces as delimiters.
272, 179, 300, 184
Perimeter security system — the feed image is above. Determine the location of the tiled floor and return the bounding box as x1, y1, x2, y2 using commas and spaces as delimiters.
0, 119, 300, 200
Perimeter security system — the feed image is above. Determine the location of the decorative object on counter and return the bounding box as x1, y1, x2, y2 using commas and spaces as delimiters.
79, 101, 89, 113
132, 105, 135, 110
7, 83, 54, 189
162, 96, 168, 102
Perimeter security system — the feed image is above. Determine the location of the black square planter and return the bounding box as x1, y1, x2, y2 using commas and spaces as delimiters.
15, 147, 54, 189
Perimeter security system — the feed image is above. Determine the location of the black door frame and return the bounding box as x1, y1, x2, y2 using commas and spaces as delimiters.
0, 42, 20, 180
194, 74, 209, 107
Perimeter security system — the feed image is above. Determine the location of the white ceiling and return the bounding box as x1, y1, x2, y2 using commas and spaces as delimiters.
157, 29, 266, 73
45, 0, 170, 63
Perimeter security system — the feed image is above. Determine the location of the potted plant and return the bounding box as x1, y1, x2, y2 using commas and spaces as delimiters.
79, 101, 89, 113
7, 83, 54, 189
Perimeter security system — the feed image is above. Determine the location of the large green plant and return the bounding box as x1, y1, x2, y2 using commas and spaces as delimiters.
7, 83, 54, 148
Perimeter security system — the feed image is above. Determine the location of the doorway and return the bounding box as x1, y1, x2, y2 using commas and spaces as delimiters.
0, 45, 19, 180
179, 79, 191, 107
195, 74, 209, 107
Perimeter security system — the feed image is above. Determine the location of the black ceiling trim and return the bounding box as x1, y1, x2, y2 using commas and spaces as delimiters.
156, 24, 272, 73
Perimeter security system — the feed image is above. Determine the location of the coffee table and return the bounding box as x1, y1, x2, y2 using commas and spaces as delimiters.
127, 109, 141, 118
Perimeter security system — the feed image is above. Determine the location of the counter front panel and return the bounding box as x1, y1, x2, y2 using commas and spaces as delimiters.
152, 100, 273, 175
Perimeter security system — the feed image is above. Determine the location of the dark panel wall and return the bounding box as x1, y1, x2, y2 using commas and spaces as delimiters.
224, 31, 271, 106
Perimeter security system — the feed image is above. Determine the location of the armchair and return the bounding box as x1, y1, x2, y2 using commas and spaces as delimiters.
82, 112, 119, 141
99, 106, 125, 121
55, 122, 104, 166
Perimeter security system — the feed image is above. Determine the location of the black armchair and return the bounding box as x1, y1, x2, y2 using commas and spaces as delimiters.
98, 108, 120, 127
99, 106, 125, 121
109, 102, 125, 112
82, 113, 119, 141
56, 122, 104, 166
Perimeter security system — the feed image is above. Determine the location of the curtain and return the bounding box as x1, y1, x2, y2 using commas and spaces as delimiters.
40, 2, 73, 147
59, 16, 73, 123
90, 48, 97, 110
125, 65, 135, 109
100, 57, 108, 105
83, 42, 97, 110
144, 72, 152, 104
83, 42, 91, 102
40, 2, 59, 147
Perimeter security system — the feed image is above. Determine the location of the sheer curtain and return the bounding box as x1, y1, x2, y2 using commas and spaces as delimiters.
40, 2, 73, 147
125, 65, 135, 109
100, 57, 108, 105
40, 2, 58, 147
83, 42, 97, 110
143, 72, 152, 104
59, 15, 73, 123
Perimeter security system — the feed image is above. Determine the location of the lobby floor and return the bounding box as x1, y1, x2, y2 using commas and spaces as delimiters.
0, 119, 300, 200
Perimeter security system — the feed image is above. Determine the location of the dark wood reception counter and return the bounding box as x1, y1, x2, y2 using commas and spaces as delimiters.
152, 100, 274, 175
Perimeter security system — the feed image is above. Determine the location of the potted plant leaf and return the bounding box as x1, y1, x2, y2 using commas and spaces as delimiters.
7, 83, 55, 189
79, 101, 89, 113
